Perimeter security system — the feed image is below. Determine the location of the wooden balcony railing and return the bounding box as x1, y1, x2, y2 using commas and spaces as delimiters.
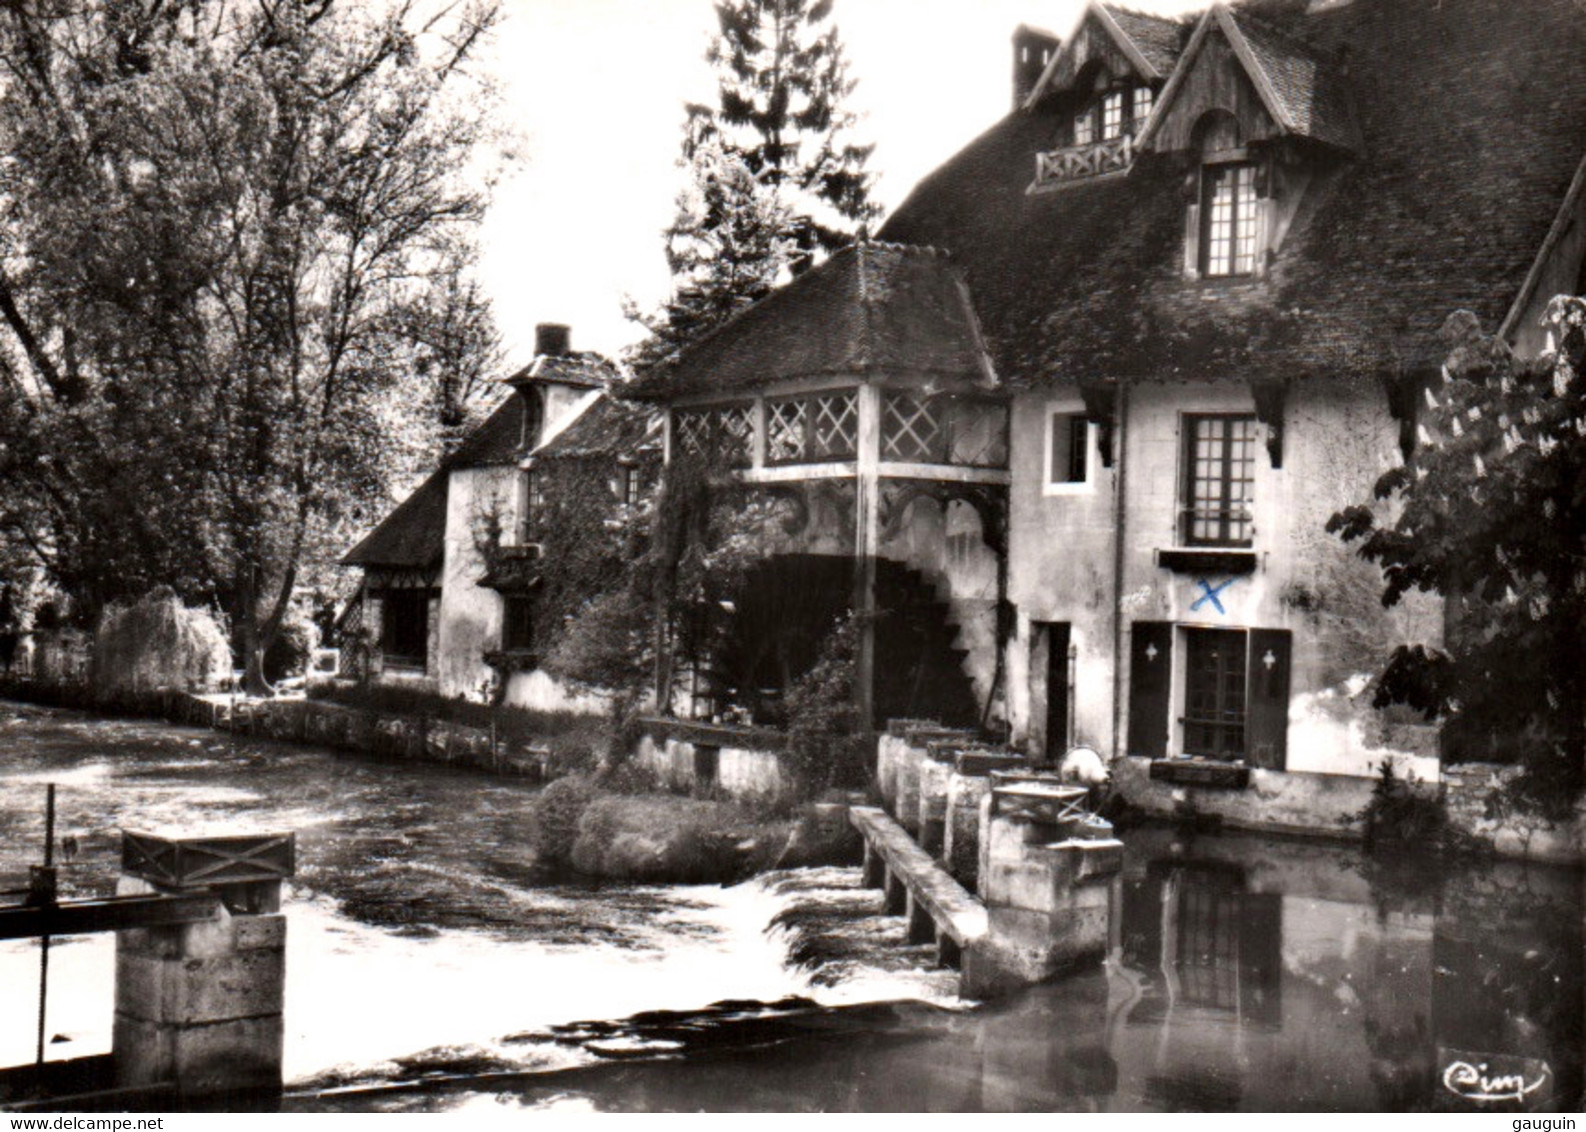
1034, 134, 1133, 187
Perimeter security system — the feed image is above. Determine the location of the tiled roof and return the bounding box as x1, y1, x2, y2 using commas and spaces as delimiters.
1101, 5, 1186, 78
880, 0, 1586, 388
340, 468, 448, 569
626, 242, 996, 400
504, 352, 617, 391
536, 394, 663, 460
445, 397, 523, 469
1225, 8, 1359, 151
341, 391, 658, 568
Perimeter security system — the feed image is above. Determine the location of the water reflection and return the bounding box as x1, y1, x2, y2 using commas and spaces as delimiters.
0, 702, 1578, 1112
365, 826, 1580, 1113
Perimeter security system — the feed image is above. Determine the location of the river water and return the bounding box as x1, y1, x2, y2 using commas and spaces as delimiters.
0, 700, 1580, 1112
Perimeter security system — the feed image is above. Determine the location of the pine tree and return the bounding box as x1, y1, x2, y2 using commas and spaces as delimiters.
689, 0, 880, 253
625, 138, 797, 371
628, 0, 877, 368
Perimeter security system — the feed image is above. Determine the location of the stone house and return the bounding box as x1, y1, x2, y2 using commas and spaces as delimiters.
341, 324, 661, 711
631, 0, 1586, 792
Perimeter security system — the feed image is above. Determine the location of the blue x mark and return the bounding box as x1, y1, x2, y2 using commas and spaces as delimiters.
1191, 577, 1234, 615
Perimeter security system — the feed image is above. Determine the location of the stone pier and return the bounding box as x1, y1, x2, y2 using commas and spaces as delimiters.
962, 777, 1122, 998
112, 831, 295, 1100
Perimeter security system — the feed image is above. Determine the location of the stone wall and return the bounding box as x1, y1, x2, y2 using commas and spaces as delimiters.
1111, 754, 1381, 841
1442, 762, 1586, 867
0, 682, 550, 779
634, 720, 790, 804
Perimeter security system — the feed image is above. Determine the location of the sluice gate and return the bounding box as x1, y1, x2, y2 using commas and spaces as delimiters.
1, 785, 295, 1109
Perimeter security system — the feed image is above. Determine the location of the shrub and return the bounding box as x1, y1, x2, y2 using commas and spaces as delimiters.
90, 587, 230, 695
526, 774, 600, 867
1360, 759, 1448, 852
782, 611, 867, 795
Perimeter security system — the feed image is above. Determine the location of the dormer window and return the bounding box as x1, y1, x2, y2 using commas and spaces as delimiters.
1101, 90, 1126, 141
1202, 161, 1259, 277
1074, 109, 1095, 147
1132, 85, 1154, 126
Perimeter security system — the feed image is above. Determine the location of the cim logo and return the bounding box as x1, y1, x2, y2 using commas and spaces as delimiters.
1438, 1048, 1554, 1109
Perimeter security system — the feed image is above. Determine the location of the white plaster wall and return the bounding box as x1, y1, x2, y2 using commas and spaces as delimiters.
1004, 380, 1444, 779
436, 466, 516, 701
1005, 388, 1119, 755
503, 669, 609, 715
1116, 380, 1443, 777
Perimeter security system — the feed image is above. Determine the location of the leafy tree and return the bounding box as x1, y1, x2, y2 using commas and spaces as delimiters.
628, 0, 878, 367
1328, 297, 1586, 813
0, 0, 502, 693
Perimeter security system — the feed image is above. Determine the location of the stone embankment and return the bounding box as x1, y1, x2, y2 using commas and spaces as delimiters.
0, 681, 550, 778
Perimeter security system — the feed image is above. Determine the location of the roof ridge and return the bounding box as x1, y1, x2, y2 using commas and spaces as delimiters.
1100, 3, 1189, 28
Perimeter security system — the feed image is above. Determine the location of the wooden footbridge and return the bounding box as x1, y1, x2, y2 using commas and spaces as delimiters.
850, 806, 985, 968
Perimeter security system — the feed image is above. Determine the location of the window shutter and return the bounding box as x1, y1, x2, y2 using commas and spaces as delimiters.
1127, 621, 1173, 758
1183, 203, 1201, 279
1246, 629, 1291, 769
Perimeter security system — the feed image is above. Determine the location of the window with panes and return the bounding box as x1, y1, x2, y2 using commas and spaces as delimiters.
1183, 415, 1256, 546
1201, 162, 1259, 277
619, 463, 643, 506
1101, 90, 1126, 140
1132, 85, 1154, 130
1183, 628, 1247, 759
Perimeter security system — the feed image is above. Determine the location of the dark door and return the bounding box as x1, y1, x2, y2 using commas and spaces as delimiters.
1128, 621, 1174, 758
1040, 621, 1072, 761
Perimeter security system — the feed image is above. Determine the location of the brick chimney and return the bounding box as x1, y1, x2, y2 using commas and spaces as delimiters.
1013, 25, 1060, 109
535, 322, 572, 357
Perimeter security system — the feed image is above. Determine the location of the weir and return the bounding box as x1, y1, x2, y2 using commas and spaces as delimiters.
0, 812, 295, 1108
857, 723, 1125, 998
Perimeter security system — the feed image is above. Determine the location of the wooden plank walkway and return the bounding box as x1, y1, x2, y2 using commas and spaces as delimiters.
849, 805, 986, 966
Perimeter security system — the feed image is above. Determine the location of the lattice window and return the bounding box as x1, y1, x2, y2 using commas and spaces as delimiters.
767, 398, 806, 462
882, 392, 944, 462
673, 404, 754, 466
717, 404, 754, 466
1184, 415, 1255, 546
946, 399, 1010, 468
809, 392, 857, 459
883, 393, 1008, 467
675, 410, 712, 459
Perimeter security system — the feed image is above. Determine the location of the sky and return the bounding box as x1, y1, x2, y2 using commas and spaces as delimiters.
472, 0, 1203, 366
